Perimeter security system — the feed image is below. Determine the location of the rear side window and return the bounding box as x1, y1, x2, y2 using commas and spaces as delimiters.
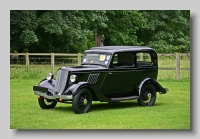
136, 52, 152, 67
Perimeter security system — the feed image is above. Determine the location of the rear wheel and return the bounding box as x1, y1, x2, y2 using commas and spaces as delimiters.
38, 92, 57, 109
72, 88, 92, 114
137, 84, 156, 106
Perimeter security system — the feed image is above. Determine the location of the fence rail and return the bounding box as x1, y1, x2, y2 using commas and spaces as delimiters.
10, 53, 190, 80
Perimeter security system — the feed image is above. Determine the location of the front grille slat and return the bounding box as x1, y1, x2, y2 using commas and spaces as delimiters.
55, 69, 68, 95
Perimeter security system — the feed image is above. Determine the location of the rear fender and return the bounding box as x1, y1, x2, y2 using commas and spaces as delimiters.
138, 78, 167, 96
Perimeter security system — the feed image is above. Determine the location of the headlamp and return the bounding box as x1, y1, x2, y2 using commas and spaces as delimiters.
46, 73, 54, 80
70, 75, 77, 82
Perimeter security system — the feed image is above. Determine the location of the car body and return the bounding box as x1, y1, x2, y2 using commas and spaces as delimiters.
33, 46, 168, 114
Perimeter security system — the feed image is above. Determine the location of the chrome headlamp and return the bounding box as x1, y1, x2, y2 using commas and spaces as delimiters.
46, 73, 54, 81
70, 75, 77, 82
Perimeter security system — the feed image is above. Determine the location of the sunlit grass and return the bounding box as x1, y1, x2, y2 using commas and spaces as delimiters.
10, 56, 190, 129
10, 79, 190, 129
158, 55, 190, 69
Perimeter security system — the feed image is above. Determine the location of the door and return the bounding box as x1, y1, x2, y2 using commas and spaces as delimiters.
135, 52, 158, 83
99, 52, 137, 97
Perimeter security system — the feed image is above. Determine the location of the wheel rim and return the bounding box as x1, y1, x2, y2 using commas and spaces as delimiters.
38, 96, 57, 109
78, 94, 89, 110
44, 92, 54, 105
44, 98, 54, 105
142, 89, 153, 104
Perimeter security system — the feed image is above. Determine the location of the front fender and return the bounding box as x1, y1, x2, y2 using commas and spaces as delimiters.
63, 82, 110, 102
38, 79, 55, 94
138, 78, 168, 96
63, 82, 88, 95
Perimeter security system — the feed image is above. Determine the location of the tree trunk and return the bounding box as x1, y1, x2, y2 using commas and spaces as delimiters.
95, 29, 104, 46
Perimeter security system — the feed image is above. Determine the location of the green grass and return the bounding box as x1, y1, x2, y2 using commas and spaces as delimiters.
10, 57, 190, 129
158, 55, 190, 69
10, 79, 190, 129
10, 65, 190, 81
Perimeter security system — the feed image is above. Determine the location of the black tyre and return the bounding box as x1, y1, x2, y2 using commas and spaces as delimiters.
38, 95, 57, 109
137, 84, 156, 106
72, 88, 92, 114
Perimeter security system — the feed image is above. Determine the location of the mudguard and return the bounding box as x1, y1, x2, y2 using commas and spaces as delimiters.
63, 82, 110, 102
37, 79, 55, 95
63, 82, 89, 95
138, 78, 168, 96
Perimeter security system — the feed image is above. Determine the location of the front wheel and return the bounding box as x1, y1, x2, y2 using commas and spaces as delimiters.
137, 84, 156, 106
72, 88, 92, 114
38, 95, 57, 109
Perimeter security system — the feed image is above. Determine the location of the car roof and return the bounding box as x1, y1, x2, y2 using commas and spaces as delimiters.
84, 46, 155, 53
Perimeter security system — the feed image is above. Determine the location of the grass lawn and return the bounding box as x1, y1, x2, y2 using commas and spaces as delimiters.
10, 79, 190, 129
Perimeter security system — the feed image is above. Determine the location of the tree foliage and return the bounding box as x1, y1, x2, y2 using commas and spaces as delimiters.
103, 10, 146, 46
10, 10, 190, 53
137, 10, 190, 53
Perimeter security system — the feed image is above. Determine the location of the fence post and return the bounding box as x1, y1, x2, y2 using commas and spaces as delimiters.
140, 53, 143, 61
176, 53, 180, 80
77, 53, 81, 66
51, 53, 54, 75
25, 53, 29, 66
25, 53, 29, 71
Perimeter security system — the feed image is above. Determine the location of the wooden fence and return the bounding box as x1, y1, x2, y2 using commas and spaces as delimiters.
10, 53, 190, 80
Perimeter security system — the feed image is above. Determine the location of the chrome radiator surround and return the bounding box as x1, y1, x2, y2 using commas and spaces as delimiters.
54, 69, 69, 95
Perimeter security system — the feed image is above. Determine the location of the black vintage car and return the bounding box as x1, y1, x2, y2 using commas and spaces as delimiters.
33, 46, 168, 114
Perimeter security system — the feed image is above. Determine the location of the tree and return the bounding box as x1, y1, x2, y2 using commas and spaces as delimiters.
35, 10, 93, 53
102, 10, 147, 46
10, 10, 38, 52
10, 10, 107, 53
137, 10, 190, 53
10, 10, 190, 54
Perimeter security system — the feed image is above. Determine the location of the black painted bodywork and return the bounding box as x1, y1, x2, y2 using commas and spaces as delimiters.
33, 46, 167, 103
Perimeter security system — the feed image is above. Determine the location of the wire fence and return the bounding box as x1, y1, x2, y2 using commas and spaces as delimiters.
10, 53, 190, 80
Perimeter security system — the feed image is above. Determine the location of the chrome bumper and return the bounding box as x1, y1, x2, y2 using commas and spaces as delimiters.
33, 86, 73, 100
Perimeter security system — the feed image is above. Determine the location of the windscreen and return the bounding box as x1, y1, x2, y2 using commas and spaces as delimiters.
82, 53, 111, 66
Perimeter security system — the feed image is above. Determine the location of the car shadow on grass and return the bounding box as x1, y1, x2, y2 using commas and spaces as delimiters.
53, 100, 143, 113
90, 101, 165, 112
91, 101, 138, 111
52, 100, 165, 113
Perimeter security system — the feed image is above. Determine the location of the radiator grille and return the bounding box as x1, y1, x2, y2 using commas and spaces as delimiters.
87, 73, 100, 84
54, 69, 68, 95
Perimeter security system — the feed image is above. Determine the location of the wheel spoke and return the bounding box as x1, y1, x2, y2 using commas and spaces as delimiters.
142, 89, 152, 103
78, 94, 88, 109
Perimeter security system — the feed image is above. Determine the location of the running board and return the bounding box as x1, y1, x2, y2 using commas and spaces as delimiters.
110, 96, 140, 101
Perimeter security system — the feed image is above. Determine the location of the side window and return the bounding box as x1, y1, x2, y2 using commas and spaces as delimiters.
112, 52, 135, 67
136, 52, 152, 67
112, 54, 118, 64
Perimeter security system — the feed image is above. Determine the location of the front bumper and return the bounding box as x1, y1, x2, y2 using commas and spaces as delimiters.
33, 86, 73, 100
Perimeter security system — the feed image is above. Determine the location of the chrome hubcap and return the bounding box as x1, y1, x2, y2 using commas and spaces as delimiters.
147, 93, 151, 99
83, 99, 88, 105
143, 89, 152, 103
